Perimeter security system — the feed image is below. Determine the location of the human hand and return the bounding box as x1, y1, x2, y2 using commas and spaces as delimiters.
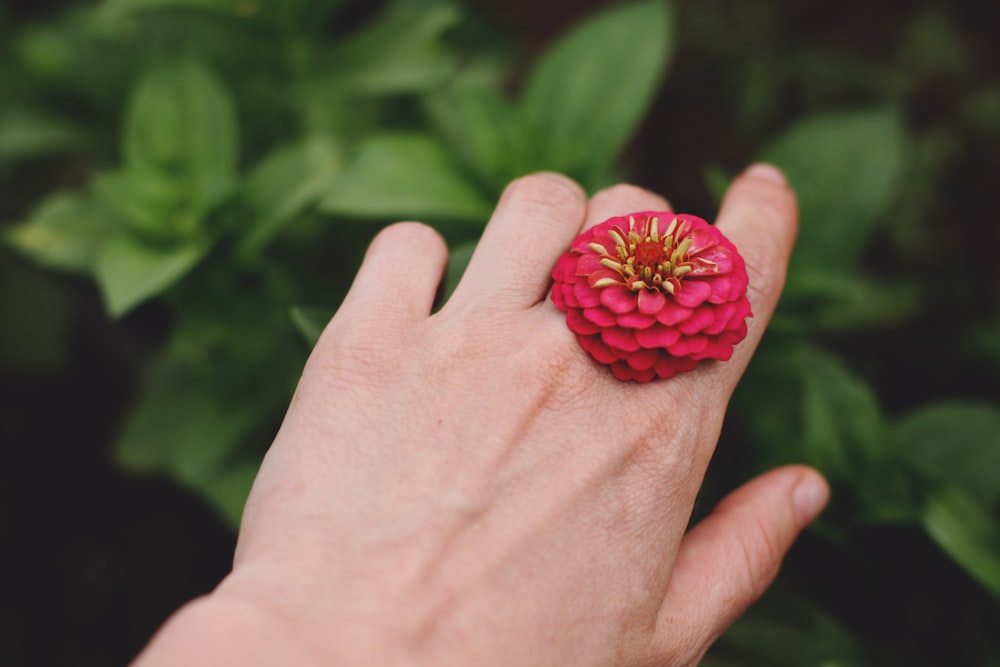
135, 165, 828, 666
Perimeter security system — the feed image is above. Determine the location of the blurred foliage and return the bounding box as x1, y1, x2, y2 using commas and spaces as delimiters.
1, 0, 998, 664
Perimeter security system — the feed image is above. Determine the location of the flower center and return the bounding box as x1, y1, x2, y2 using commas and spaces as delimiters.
634, 240, 667, 269
589, 214, 698, 295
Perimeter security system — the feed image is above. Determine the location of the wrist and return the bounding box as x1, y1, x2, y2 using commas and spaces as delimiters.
131, 594, 327, 667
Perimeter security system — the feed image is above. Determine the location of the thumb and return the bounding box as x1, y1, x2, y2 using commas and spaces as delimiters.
649, 465, 829, 663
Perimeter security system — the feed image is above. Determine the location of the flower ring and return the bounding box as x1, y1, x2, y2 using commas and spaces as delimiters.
550, 211, 751, 382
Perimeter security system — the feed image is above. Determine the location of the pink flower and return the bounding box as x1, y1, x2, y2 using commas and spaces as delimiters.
551, 211, 751, 382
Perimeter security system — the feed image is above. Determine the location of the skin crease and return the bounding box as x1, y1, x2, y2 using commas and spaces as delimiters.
133, 165, 829, 667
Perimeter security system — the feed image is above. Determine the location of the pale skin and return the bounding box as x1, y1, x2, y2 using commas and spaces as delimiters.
134, 164, 829, 667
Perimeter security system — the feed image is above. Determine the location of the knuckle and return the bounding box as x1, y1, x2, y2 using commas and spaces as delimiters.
371, 221, 447, 256
592, 183, 671, 212
306, 315, 407, 385
598, 182, 651, 201
648, 617, 712, 667
417, 319, 502, 384
532, 339, 591, 402
504, 172, 585, 212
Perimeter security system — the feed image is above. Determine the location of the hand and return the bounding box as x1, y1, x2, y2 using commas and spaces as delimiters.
134, 165, 828, 667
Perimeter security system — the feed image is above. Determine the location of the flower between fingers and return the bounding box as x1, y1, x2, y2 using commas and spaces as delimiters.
551, 212, 751, 382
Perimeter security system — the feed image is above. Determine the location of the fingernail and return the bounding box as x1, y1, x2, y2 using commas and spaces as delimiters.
792, 472, 830, 527
743, 163, 788, 187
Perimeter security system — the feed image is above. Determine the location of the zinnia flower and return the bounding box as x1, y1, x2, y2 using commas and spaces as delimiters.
551, 211, 751, 382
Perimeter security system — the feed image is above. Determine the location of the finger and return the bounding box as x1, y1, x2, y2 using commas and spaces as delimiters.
449, 172, 587, 309
532, 183, 670, 335
714, 163, 798, 354
584, 182, 672, 232
649, 466, 829, 663
327, 221, 448, 331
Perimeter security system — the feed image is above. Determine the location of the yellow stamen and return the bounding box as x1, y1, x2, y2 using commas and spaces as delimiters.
599, 257, 624, 272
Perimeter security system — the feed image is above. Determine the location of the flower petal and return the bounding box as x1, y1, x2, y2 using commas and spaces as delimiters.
576, 232, 613, 254
576, 252, 604, 275
735, 297, 752, 320
617, 311, 657, 329
694, 244, 734, 273
612, 362, 655, 382
685, 226, 719, 254
635, 324, 681, 349
703, 301, 736, 335
674, 279, 712, 308
578, 334, 616, 364
599, 285, 637, 314
602, 326, 641, 352
552, 253, 576, 280
573, 281, 601, 308
655, 301, 693, 325
588, 269, 624, 288
706, 275, 733, 304
692, 338, 733, 361
583, 306, 617, 327
552, 283, 580, 311
729, 275, 749, 301
624, 347, 659, 371
652, 356, 681, 379
677, 306, 716, 335
637, 289, 666, 315
566, 309, 600, 335
668, 335, 708, 357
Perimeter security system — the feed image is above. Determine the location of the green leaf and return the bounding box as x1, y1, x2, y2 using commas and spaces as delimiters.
13, 7, 135, 98
760, 108, 908, 287
114, 352, 264, 527
732, 337, 806, 468
0, 108, 85, 162
520, 0, 673, 179
5, 193, 120, 272
100, 0, 343, 33
115, 356, 256, 482
799, 347, 922, 522
897, 403, 1000, 506
777, 274, 922, 334
289, 305, 335, 346
237, 135, 345, 256
923, 486, 1000, 598
801, 347, 886, 478
124, 59, 238, 210
701, 164, 733, 205
897, 8, 970, 78
967, 318, 1000, 368
423, 80, 527, 195
113, 263, 305, 526
198, 459, 260, 529
0, 253, 73, 371
318, 133, 492, 221
95, 234, 210, 315
314, 0, 460, 96
712, 585, 866, 667
93, 169, 204, 241
100, 0, 242, 18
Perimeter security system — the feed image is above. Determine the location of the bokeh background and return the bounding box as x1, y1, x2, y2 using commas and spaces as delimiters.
1, 0, 998, 664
